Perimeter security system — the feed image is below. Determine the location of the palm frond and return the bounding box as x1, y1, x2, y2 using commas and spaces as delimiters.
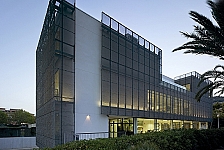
195, 82, 214, 101
189, 11, 216, 33
197, 65, 224, 101
172, 0, 224, 60
173, 0, 224, 101
208, 0, 224, 31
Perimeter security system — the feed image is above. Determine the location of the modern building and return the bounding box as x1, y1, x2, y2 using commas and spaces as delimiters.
0, 108, 20, 113
36, 0, 213, 148
0, 108, 34, 118
213, 96, 224, 103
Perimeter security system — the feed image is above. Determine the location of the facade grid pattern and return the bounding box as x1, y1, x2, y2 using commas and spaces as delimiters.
36, 0, 75, 147
101, 13, 212, 122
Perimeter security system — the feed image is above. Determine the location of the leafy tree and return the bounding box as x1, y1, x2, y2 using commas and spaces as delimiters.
212, 102, 224, 128
172, 0, 224, 101
0, 111, 8, 124
12, 109, 35, 125
213, 102, 224, 119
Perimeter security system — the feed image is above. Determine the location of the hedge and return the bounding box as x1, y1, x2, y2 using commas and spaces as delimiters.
43, 129, 224, 150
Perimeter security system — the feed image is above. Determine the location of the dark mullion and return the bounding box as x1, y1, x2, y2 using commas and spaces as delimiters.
173, 87, 176, 116
137, 38, 140, 116
131, 31, 134, 116
184, 74, 187, 117
51, 19, 56, 67
109, 18, 112, 114
100, 14, 104, 115
184, 94, 186, 118
183, 75, 186, 118
172, 85, 174, 116
178, 88, 180, 117
181, 88, 183, 118
153, 45, 156, 118
143, 40, 146, 117
124, 28, 127, 116
59, 0, 64, 145
162, 82, 165, 118
164, 83, 166, 117
117, 24, 120, 115
182, 92, 184, 119
153, 46, 155, 115
150, 65, 152, 115
170, 89, 172, 118
169, 88, 172, 117
186, 75, 190, 117
148, 43, 151, 118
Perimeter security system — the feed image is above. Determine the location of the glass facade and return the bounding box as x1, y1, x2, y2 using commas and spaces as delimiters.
36, 4, 213, 147
109, 117, 208, 137
101, 13, 212, 123
36, 0, 75, 147
109, 118, 133, 137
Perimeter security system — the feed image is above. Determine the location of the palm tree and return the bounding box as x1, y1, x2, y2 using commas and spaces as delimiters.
173, 0, 224, 101
173, 0, 224, 59
196, 65, 224, 100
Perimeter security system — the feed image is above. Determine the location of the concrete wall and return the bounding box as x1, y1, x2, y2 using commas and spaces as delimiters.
75, 8, 108, 135
0, 137, 37, 149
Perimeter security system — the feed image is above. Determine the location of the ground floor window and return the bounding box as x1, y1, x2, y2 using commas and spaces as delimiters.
109, 117, 208, 136
137, 119, 208, 133
109, 118, 133, 137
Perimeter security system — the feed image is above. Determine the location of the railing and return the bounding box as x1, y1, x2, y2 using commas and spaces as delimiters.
160, 81, 187, 93
174, 71, 212, 84
101, 12, 162, 55
56, 132, 124, 144
74, 132, 109, 141
73, 131, 134, 141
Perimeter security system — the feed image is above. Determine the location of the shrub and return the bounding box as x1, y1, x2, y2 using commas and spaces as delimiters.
128, 141, 159, 150
43, 129, 224, 150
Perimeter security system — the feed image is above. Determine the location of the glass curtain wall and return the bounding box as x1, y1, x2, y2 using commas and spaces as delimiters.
136, 118, 208, 132
36, 0, 75, 147
101, 12, 212, 124
101, 13, 162, 117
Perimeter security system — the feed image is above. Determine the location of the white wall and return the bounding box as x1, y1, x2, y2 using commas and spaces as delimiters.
75, 8, 108, 135
0, 137, 37, 149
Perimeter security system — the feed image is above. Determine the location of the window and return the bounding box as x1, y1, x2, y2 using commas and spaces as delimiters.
184, 84, 191, 91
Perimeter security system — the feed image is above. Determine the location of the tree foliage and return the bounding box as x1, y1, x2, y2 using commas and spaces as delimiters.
0, 111, 8, 124
12, 109, 35, 125
213, 102, 224, 119
0, 109, 35, 125
173, 0, 224, 101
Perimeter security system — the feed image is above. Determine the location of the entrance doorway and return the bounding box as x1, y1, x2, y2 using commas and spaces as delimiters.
109, 118, 133, 137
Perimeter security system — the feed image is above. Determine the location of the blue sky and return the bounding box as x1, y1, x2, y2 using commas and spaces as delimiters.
0, 0, 222, 114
